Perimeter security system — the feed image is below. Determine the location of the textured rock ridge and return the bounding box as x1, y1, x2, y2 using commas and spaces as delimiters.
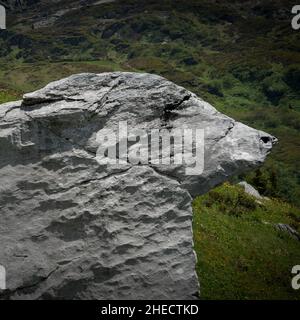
0, 72, 276, 299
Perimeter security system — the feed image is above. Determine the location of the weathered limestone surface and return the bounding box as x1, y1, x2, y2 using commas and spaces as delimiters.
0, 72, 276, 299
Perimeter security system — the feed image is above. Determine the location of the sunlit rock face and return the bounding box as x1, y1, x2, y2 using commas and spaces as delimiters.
0, 72, 276, 299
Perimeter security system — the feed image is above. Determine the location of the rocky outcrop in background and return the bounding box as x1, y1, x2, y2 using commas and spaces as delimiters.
0, 72, 276, 299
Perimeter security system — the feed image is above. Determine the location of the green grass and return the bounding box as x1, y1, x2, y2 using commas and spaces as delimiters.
193, 183, 300, 300
0, 60, 128, 94
0, 89, 20, 104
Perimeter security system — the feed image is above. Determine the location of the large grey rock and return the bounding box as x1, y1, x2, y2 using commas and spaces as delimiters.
0, 72, 276, 300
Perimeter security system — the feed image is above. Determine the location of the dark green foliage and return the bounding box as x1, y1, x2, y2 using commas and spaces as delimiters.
203, 184, 257, 217
284, 65, 300, 91
244, 161, 299, 206
262, 74, 288, 105
193, 183, 300, 300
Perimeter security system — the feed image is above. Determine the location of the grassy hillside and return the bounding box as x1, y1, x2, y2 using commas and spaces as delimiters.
193, 183, 300, 300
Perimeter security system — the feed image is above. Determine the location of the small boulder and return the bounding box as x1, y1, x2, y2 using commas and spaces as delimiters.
238, 181, 262, 199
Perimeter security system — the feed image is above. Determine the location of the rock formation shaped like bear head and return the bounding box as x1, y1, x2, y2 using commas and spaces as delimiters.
0, 72, 276, 300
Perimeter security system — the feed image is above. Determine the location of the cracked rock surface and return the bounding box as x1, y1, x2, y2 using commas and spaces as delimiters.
0, 72, 276, 299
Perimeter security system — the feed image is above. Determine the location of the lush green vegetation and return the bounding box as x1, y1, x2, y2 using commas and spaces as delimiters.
193, 183, 300, 300
1, 0, 300, 299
